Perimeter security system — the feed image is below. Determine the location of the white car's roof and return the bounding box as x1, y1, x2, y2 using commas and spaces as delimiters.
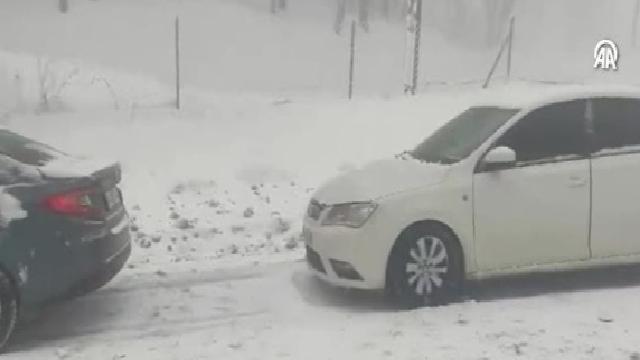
469, 83, 640, 110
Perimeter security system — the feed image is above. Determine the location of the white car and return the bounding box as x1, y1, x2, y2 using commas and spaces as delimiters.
303, 88, 640, 307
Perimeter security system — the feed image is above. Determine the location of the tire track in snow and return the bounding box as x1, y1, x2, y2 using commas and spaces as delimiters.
15, 309, 268, 345
10, 263, 290, 352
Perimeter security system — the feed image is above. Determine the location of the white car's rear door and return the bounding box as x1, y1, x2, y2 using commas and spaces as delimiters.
589, 97, 640, 258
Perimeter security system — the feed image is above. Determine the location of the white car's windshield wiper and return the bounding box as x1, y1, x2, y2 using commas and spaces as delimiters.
395, 150, 414, 160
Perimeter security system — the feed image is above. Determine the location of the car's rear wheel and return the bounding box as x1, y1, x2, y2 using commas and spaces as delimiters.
387, 223, 463, 308
0, 270, 18, 352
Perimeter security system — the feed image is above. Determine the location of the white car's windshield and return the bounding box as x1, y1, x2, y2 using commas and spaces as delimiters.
411, 106, 519, 164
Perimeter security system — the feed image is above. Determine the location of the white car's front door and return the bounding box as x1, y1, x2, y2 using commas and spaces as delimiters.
589, 97, 640, 258
473, 100, 591, 271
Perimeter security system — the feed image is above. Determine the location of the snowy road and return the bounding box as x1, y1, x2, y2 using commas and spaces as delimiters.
7, 260, 640, 360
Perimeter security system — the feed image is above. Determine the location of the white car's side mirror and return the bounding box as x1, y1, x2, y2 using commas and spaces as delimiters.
482, 146, 516, 171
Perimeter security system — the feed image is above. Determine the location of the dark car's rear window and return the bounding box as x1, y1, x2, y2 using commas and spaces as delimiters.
0, 130, 65, 166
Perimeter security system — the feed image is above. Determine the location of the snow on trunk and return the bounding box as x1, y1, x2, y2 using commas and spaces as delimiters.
0, 190, 27, 228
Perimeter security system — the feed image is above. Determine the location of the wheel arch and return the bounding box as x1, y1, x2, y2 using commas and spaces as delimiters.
0, 262, 20, 309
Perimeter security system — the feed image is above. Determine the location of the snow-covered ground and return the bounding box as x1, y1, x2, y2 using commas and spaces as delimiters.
4, 0, 640, 358
9, 261, 640, 360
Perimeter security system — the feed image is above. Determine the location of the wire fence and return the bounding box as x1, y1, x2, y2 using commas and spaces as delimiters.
3, 0, 640, 115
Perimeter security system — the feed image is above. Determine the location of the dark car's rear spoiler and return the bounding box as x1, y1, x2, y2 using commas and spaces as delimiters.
37, 157, 121, 187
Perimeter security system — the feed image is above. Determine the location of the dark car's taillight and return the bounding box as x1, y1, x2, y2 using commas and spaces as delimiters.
44, 189, 97, 217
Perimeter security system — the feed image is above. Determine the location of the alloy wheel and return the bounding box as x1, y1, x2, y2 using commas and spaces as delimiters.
405, 236, 449, 297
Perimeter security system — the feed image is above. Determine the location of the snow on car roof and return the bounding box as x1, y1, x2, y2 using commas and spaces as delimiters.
468, 83, 640, 110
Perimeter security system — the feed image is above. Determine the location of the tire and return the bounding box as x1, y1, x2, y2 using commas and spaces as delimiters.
0, 270, 18, 352
387, 223, 464, 308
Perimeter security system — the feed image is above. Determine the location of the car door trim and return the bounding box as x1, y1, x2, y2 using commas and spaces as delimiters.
591, 147, 640, 159
475, 154, 589, 174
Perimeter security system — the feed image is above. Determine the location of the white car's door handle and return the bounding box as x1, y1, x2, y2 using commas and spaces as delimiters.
568, 176, 587, 188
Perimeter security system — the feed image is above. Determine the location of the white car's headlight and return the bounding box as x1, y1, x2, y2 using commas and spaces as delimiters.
321, 202, 377, 228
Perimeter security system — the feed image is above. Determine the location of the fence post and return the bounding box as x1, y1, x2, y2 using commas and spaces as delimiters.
404, 0, 423, 95
506, 16, 514, 80
175, 16, 181, 110
633, 0, 640, 46
348, 20, 356, 100
410, 0, 423, 95
482, 36, 508, 89
482, 17, 513, 89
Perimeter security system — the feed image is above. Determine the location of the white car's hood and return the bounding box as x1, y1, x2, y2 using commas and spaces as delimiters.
313, 158, 451, 204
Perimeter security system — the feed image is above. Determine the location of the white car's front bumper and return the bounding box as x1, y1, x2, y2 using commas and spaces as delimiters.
302, 217, 391, 290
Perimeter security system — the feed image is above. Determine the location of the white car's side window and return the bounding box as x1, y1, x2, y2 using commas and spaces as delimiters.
591, 97, 640, 155
493, 100, 588, 166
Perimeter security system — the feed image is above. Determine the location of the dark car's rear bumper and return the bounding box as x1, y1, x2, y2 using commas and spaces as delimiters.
63, 240, 131, 300
15, 214, 132, 307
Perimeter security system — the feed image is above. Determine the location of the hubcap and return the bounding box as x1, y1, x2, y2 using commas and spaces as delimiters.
405, 236, 449, 296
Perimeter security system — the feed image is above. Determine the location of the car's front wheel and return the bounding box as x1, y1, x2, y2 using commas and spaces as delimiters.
0, 269, 18, 352
387, 223, 463, 308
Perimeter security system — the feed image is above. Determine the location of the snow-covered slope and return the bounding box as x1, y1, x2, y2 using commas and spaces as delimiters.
4, 0, 640, 101
0, 0, 405, 97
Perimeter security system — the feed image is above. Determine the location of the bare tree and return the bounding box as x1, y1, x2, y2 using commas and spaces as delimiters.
58, 0, 68, 13
485, 0, 515, 46
334, 0, 371, 34
36, 59, 78, 112
358, 0, 370, 32
420, 0, 514, 47
334, 0, 348, 34
270, 0, 286, 14
381, 0, 390, 20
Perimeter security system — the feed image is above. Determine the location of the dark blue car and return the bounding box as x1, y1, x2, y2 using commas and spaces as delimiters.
0, 129, 131, 350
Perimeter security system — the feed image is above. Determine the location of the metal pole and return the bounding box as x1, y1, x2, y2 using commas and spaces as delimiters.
348, 20, 356, 100
633, 0, 640, 46
175, 16, 181, 110
506, 16, 514, 80
410, 0, 423, 95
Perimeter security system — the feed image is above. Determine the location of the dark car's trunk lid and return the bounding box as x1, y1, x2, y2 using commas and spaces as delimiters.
36, 157, 124, 220
0, 129, 125, 220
